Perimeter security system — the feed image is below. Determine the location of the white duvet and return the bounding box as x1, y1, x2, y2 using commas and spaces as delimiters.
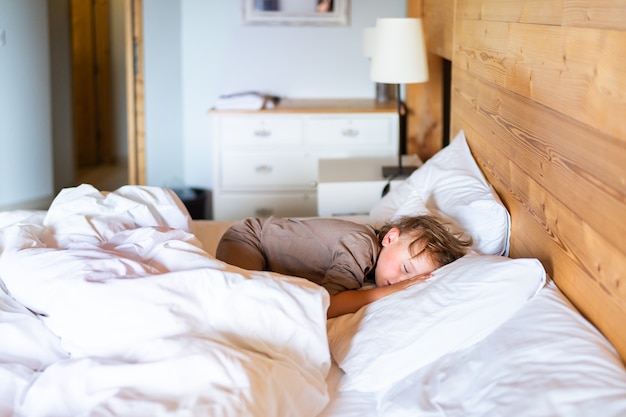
0, 185, 331, 417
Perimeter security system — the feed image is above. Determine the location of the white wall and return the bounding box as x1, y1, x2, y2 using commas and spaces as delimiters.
0, 0, 54, 210
143, 0, 184, 189
143, 0, 406, 190
0, 0, 406, 210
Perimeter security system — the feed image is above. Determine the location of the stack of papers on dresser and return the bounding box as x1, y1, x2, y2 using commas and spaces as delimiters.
214, 91, 280, 110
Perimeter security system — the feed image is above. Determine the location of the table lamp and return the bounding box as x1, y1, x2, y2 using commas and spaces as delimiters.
369, 18, 429, 177
363, 27, 396, 103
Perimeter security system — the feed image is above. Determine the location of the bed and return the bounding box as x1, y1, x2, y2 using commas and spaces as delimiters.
1, 134, 624, 416
2, 0, 626, 415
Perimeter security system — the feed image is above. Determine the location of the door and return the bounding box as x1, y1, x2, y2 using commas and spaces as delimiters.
70, 0, 113, 167
70, 0, 145, 185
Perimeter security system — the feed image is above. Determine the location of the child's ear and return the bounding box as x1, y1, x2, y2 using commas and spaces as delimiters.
381, 227, 401, 246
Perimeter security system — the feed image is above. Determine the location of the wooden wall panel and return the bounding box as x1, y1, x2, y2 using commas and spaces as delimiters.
451, 0, 626, 361
405, 55, 444, 160
452, 73, 626, 295
563, 0, 626, 30
406, 0, 459, 161
406, 0, 423, 20
458, 0, 626, 30
405, 0, 445, 161
423, 0, 455, 61
455, 18, 626, 140
453, 70, 626, 250
453, 77, 626, 359
458, 0, 563, 24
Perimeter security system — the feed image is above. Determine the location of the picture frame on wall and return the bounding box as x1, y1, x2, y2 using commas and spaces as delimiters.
243, 0, 349, 26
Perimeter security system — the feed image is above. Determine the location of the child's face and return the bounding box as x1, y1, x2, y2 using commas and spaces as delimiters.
374, 227, 438, 287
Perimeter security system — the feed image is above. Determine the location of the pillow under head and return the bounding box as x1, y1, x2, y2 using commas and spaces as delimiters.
369, 130, 510, 256
327, 252, 546, 397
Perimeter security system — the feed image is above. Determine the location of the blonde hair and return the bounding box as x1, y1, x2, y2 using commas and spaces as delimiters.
377, 215, 472, 267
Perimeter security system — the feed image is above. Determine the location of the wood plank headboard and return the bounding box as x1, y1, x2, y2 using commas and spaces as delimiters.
418, 0, 626, 361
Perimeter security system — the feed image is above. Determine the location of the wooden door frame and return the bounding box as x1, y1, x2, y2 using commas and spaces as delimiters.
125, 0, 146, 185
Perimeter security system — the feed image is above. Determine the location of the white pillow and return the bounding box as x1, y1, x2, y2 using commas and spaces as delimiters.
327, 252, 546, 396
380, 281, 626, 417
369, 130, 510, 256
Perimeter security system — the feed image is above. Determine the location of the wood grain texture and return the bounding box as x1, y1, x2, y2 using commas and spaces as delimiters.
423, 0, 455, 60
454, 18, 626, 140
452, 70, 626, 250
458, 0, 626, 29
406, 0, 445, 162
406, 54, 444, 160
94, 0, 113, 164
451, 0, 626, 362
211, 99, 397, 114
563, 0, 626, 30
70, 0, 98, 166
70, 0, 114, 168
458, 0, 563, 25
127, 0, 146, 185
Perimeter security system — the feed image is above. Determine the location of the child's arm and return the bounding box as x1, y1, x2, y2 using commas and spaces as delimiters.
327, 273, 431, 319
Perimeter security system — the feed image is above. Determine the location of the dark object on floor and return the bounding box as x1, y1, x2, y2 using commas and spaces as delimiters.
172, 188, 211, 220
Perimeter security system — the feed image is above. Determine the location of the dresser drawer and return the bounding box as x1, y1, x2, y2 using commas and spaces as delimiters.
213, 192, 317, 220
219, 116, 303, 147
220, 151, 318, 189
306, 117, 394, 146
211, 100, 398, 220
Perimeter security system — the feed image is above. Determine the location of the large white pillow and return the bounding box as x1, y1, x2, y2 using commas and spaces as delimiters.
327, 252, 546, 396
369, 130, 510, 256
380, 281, 626, 417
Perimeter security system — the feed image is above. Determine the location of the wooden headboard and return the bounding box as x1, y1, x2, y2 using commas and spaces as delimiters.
414, 0, 626, 361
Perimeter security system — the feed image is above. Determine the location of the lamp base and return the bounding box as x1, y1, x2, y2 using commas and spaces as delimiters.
375, 83, 397, 103
382, 165, 418, 178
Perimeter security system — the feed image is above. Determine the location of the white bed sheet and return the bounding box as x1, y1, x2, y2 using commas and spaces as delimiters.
0, 185, 333, 417
2, 185, 625, 417
318, 361, 378, 417
103, 202, 626, 417
192, 216, 381, 417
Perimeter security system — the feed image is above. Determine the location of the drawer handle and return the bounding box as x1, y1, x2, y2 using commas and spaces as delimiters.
341, 128, 359, 137
255, 208, 273, 217
254, 129, 272, 137
255, 164, 273, 174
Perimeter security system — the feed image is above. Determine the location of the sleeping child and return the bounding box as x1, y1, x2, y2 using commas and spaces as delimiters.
216, 214, 471, 318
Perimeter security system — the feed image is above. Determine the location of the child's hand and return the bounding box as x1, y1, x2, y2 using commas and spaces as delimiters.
377, 272, 432, 298
327, 273, 432, 319
391, 272, 432, 290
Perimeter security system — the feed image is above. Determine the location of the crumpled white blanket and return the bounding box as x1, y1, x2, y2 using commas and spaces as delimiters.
0, 184, 331, 417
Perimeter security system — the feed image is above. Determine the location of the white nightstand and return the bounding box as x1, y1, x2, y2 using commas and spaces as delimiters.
317, 156, 419, 217
210, 99, 399, 220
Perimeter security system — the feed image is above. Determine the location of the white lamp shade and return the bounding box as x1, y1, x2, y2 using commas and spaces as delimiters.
370, 18, 429, 84
362, 27, 375, 58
